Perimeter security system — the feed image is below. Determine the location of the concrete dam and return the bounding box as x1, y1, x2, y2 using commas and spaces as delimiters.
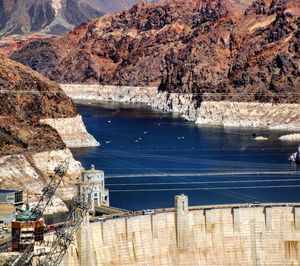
62, 195, 300, 265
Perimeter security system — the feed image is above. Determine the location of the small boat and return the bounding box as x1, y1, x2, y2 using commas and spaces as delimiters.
289, 145, 300, 164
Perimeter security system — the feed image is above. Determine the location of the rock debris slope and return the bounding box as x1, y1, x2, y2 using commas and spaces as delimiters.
11, 0, 300, 104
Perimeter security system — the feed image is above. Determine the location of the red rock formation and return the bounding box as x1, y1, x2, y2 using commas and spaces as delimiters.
0, 56, 78, 156
0, 34, 50, 57
0, 122, 65, 156
11, 0, 300, 103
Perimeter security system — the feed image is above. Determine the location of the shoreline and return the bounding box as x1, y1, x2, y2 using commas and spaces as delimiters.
40, 114, 100, 148
61, 84, 300, 136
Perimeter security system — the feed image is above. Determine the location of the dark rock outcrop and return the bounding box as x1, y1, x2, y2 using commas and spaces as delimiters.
0, 122, 65, 156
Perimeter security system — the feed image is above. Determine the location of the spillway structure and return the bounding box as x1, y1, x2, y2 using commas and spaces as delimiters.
62, 196, 300, 265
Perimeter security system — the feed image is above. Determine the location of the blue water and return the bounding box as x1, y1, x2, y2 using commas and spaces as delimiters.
72, 103, 300, 210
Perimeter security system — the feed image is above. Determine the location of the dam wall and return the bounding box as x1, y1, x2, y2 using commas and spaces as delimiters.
63, 201, 300, 265
60, 84, 300, 132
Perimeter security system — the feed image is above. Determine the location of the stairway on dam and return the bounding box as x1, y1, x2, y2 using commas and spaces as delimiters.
62, 196, 300, 265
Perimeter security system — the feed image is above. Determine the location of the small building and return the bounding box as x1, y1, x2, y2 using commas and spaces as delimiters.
79, 165, 109, 213
0, 189, 23, 206
0, 203, 16, 226
11, 205, 45, 252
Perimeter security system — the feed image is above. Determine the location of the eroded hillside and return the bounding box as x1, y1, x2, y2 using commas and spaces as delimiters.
0, 56, 77, 155
11, 0, 300, 103
0, 56, 100, 206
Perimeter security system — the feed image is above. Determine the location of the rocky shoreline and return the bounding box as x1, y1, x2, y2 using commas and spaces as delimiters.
61, 84, 158, 104
61, 84, 300, 134
41, 115, 100, 148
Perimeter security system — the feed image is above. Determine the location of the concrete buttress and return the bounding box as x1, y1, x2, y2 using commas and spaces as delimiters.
175, 194, 189, 253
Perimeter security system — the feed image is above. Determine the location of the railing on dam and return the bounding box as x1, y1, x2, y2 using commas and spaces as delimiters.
97, 202, 300, 222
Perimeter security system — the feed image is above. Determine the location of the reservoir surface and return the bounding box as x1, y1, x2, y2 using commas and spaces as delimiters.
72, 103, 300, 210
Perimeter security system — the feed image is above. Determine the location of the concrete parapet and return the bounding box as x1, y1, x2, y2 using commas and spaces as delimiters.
175, 195, 189, 252
232, 207, 240, 232
264, 207, 272, 230
76, 214, 97, 265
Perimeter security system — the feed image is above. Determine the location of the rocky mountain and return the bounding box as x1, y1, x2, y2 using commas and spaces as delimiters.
11, 0, 300, 103
0, 0, 161, 37
0, 56, 78, 155
0, 0, 102, 36
0, 33, 49, 57
88, 0, 161, 14
0, 56, 99, 206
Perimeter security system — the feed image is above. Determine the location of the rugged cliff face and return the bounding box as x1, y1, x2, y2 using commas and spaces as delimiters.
0, 56, 77, 120
0, 34, 50, 57
0, 122, 65, 156
0, 56, 98, 208
0, 56, 99, 154
0, 56, 78, 155
11, 0, 300, 103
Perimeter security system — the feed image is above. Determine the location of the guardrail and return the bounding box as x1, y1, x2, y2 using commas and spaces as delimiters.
90, 202, 300, 222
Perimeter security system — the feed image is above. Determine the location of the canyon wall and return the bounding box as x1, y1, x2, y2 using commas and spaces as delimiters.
61, 84, 300, 132
63, 202, 300, 265
151, 92, 300, 131
11, 0, 300, 107
0, 58, 99, 213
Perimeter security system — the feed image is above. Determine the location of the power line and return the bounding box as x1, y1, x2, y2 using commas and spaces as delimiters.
109, 184, 300, 192
100, 147, 295, 151
2, 90, 300, 95
106, 170, 300, 179
107, 178, 300, 186
98, 152, 292, 169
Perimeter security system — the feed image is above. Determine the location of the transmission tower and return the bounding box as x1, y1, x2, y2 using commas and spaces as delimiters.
3, 160, 69, 266
36, 183, 94, 266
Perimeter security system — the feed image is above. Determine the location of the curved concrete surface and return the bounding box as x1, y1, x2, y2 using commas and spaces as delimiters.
62, 200, 300, 265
